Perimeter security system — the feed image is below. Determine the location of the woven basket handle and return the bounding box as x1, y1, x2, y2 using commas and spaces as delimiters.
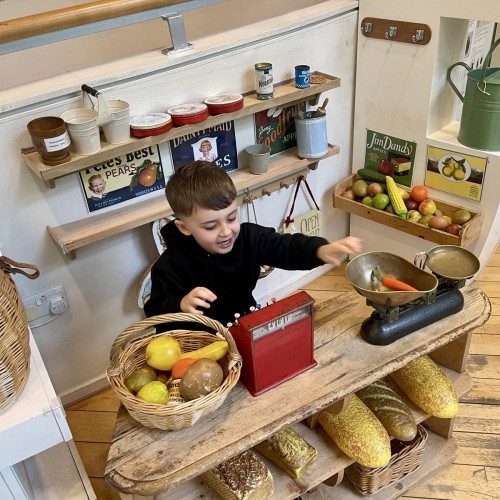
0, 255, 40, 280
108, 313, 241, 374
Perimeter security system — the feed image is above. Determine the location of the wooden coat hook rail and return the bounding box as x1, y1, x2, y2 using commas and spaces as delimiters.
360, 18, 432, 45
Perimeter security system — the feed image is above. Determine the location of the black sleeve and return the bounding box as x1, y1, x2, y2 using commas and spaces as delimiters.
251, 224, 328, 270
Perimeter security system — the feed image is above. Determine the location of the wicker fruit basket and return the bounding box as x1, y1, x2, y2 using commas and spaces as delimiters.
345, 425, 428, 495
107, 313, 242, 431
0, 255, 40, 413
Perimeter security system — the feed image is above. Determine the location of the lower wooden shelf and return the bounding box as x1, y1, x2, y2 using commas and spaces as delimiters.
150, 367, 470, 500
48, 145, 339, 259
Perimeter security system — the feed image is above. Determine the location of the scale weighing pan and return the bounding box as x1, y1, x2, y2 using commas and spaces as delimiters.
414, 245, 480, 280
345, 252, 439, 307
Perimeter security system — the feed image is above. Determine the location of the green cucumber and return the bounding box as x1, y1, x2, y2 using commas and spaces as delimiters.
357, 168, 387, 184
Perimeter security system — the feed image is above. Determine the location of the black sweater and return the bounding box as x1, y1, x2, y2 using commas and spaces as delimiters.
144, 221, 328, 326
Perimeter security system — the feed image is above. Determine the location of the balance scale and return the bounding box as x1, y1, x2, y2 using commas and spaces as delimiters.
345, 246, 481, 346
229, 291, 316, 396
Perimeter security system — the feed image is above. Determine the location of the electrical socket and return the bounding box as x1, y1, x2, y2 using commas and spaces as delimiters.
22, 286, 69, 327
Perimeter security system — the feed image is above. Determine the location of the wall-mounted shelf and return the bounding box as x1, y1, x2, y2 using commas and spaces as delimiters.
49, 145, 339, 259
22, 73, 340, 189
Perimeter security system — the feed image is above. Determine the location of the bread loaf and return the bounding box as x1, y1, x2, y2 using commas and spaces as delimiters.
390, 355, 458, 418
356, 380, 417, 441
255, 427, 317, 478
318, 394, 391, 468
200, 450, 273, 499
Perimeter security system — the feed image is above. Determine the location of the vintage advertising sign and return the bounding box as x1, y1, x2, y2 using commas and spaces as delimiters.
79, 146, 164, 213
170, 121, 238, 173
425, 146, 487, 201
255, 104, 299, 155
364, 129, 417, 187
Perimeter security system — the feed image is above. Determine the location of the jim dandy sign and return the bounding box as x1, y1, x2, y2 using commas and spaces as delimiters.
364, 129, 417, 187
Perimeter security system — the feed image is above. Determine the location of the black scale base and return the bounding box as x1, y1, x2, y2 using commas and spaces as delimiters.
361, 286, 465, 346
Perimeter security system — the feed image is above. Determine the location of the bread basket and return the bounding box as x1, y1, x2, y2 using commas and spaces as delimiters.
345, 425, 428, 495
107, 313, 242, 430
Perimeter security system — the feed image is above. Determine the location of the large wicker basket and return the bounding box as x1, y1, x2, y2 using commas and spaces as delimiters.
107, 313, 242, 431
0, 255, 40, 413
345, 425, 428, 495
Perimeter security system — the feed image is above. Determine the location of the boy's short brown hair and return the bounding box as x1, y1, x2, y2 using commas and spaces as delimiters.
166, 161, 237, 217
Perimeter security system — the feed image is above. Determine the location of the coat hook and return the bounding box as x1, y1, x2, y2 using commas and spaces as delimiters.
262, 189, 272, 196
280, 180, 290, 189
361, 21, 372, 34
385, 26, 397, 39
412, 29, 424, 43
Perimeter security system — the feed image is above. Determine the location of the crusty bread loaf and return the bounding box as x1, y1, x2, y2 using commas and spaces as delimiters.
356, 380, 417, 441
318, 394, 391, 468
255, 427, 317, 478
390, 355, 458, 418
200, 450, 274, 499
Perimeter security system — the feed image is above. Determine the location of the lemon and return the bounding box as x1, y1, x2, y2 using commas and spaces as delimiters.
124, 365, 157, 394
136, 381, 170, 405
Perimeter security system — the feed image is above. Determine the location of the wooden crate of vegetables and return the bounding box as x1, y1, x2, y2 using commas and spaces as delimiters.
333, 172, 482, 248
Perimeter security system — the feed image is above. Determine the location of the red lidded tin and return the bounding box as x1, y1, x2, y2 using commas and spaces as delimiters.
167, 103, 209, 126
130, 113, 172, 137
204, 93, 244, 115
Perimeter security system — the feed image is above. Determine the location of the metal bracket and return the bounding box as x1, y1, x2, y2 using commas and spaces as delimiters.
161, 13, 193, 55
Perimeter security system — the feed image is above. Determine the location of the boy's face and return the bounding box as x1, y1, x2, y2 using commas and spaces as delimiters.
175, 200, 240, 255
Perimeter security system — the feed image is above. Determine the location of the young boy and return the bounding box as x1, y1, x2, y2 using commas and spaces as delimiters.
144, 161, 362, 326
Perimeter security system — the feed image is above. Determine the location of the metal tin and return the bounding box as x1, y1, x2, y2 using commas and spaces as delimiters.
130, 113, 173, 137
204, 93, 244, 115
167, 103, 209, 126
254, 63, 274, 100
295, 65, 311, 89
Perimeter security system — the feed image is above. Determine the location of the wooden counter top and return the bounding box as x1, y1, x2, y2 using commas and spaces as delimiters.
105, 285, 490, 497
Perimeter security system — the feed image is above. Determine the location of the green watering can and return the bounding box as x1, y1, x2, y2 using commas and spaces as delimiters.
447, 37, 500, 151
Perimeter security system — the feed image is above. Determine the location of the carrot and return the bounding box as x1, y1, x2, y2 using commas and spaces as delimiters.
381, 276, 417, 292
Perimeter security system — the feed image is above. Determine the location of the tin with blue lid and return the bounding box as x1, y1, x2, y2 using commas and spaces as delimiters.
295, 65, 311, 89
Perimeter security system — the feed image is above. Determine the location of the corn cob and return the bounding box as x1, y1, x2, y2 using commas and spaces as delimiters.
386, 176, 408, 219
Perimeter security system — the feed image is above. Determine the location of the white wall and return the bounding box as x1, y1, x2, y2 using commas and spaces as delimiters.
0, 1, 358, 402
350, 1, 500, 271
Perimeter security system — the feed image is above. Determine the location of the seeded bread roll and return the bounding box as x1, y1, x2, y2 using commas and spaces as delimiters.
390, 355, 458, 418
356, 380, 417, 441
318, 394, 391, 468
255, 427, 317, 478
200, 450, 274, 500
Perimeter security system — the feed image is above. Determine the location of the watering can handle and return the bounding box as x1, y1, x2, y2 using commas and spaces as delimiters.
447, 62, 471, 102
81, 84, 100, 97
478, 37, 500, 86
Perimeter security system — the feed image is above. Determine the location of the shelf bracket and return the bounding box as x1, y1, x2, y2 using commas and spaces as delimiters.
161, 13, 193, 55
360, 17, 432, 45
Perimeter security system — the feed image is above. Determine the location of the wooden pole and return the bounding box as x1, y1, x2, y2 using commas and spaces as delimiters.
0, 0, 191, 44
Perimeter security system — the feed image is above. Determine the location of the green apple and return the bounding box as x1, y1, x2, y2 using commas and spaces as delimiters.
373, 193, 390, 210
361, 196, 374, 207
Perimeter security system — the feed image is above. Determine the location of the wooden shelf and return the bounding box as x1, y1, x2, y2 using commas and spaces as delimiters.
333, 173, 483, 247
22, 72, 340, 189
48, 145, 339, 259
104, 286, 491, 498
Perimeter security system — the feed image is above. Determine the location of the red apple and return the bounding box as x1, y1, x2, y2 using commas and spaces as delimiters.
404, 198, 419, 211
419, 199, 437, 216
447, 223, 461, 235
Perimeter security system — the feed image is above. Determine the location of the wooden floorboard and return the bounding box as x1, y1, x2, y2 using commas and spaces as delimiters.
66, 245, 500, 500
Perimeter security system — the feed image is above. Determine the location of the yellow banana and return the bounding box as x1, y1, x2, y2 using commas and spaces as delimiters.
180, 340, 228, 361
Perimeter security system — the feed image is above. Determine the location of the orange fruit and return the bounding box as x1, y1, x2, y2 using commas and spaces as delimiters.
171, 358, 196, 379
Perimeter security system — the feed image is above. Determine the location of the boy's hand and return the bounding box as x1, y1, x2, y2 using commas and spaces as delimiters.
317, 236, 363, 267
180, 287, 217, 315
